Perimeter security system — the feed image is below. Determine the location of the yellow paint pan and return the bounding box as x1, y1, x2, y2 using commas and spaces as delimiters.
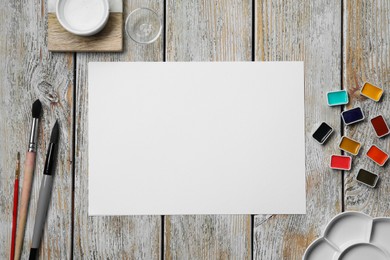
360, 82, 383, 102
338, 136, 361, 155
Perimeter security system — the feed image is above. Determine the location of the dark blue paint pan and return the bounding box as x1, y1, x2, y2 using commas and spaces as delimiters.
341, 107, 365, 126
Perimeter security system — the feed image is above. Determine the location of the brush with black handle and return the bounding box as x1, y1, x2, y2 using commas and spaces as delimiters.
29, 121, 59, 260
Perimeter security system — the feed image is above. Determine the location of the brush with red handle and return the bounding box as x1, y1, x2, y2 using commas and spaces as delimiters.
10, 152, 20, 260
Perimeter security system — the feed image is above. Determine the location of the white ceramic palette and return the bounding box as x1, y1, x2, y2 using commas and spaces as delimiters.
303, 212, 390, 260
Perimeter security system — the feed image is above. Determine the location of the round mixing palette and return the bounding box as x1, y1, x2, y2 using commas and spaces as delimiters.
303, 212, 390, 260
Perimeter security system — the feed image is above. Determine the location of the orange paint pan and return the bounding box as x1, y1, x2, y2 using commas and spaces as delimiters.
366, 145, 389, 166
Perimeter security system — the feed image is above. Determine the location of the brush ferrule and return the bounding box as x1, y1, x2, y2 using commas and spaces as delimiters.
28, 118, 39, 152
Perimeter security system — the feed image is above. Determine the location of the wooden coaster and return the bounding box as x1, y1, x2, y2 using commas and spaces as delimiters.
47, 0, 123, 52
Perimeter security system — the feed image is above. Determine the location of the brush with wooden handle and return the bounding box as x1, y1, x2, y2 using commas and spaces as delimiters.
14, 100, 42, 260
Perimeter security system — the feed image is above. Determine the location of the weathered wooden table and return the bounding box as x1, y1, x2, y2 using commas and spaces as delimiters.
1, 0, 389, 259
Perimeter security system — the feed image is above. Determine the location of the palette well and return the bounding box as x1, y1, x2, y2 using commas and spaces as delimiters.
327, 90, 349, 106
339, 136, 361, 155
356, 169, 379, 188
341, 107, 365, 125
366, 145, 389, 166
361, 82, 383, 102
370, 115, 390, 138
330, 155, 352, 170
312, 122, 333, 144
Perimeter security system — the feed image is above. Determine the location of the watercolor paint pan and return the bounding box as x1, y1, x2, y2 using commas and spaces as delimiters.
327, 90, 349, 106
356, 169, 379, 188
360, 82, 384, 102
341, 107, 365, 125
312, 122, 333, 144
339, 136, 361, 155
330, 155, 352, 170
366, 145, 389, 166
370, 115, 390, 138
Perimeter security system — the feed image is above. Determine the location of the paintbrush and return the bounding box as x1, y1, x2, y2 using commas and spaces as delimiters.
10, 152, 20, 260
14, 99, 42, 260
29, 121, 59, 260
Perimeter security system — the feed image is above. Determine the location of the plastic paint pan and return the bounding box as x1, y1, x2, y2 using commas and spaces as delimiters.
339, 136, 361, 155
330, 155, 352, 170
360, 82, 383, 102
327, 90, 349, 106
366, 145, 389, 166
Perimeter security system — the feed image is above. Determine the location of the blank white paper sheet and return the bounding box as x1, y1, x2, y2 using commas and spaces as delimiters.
88, 62, 306, 215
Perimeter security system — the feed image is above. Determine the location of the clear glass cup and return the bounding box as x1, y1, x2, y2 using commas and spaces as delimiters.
125, 8, 162, 44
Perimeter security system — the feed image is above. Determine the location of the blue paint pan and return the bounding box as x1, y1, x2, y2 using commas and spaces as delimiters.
327, 90, 349, 106
341, 107, 365, 125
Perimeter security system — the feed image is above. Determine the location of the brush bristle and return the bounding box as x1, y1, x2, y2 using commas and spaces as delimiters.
32, 99, 42, 118
50, 120, 59, 144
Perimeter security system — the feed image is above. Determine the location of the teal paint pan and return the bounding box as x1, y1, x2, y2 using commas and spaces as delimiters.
327, 90, 349, 106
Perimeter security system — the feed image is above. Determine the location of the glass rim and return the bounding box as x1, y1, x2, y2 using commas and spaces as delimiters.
125, 7, 162, 44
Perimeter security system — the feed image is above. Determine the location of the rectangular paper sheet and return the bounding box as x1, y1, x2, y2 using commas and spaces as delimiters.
88, 62, 306, 215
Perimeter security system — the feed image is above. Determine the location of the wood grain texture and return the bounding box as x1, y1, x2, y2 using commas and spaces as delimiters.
73, 0, 164, 258
254, 0, 342, 259
48, 13, 123, 52
165, 215, 251, 260
0, 0, 73, 259
166, 0, 252, 61
343, 1, 390, 216
165, 0, 252, 259
2, 0, 389, 258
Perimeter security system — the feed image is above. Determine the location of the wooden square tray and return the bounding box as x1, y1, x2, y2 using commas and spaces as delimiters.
48, 0, 123, 52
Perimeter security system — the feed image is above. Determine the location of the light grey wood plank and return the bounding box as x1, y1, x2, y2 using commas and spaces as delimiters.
73, 0, 164, 258
165, 0, 252, 259
254, 0, 342, 259
0, 0, 73, 259
343, 1, 390, 216
166, 0, 252, 62
165, 215, 251, 260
